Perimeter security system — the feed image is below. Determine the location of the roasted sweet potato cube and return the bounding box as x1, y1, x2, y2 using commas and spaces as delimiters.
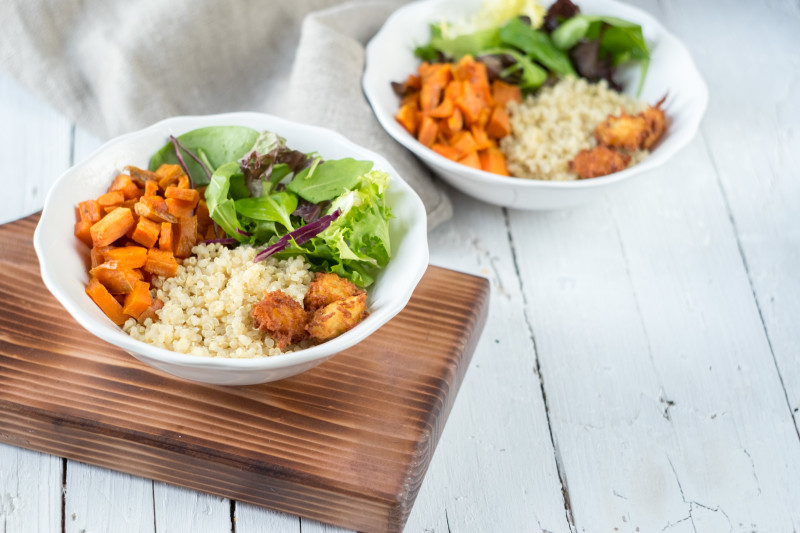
122, 280, 152, 319
154, 164, 184, 180
135, 196, 177, 223
126, 166, 161, 186
90, 261, 143, 294
431, 143, 461, 161
157, 173, 180, 191
174, 216, 198, 258
486, 104, 511, 139
130, 216, 161, 248
78, 199, 103, 224
491, 80, 522, 108
158, 222, 174, 252
417, 116, 439, 148
165, 186, 199, 205
137, 298, 164, 324
166, 197, 196, 219
471, 126, 492, 151
479, 147, 509, 176
108, 174, 143, 200
86, 277, 129, 325
441, 108, 463, 138
90, 246, 109, 269
143, 180, 159, 197
144, 248, 179, 278
195, 200, 212, 236
96, 190, 125, 209
453, 55, 492, 105
90, 207, 135, 248
455, 81, 485, 126
450, 131, 480, 157
102, 246, 148, 269
103, 198, 138, 215
74, 219, 94, 248
395, 103, 417, 135
457, 151, 482, 170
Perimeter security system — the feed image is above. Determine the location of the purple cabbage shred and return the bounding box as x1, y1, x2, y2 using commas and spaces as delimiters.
254, 209, 341, 262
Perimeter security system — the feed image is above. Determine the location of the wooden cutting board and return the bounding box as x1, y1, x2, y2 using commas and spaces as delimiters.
0, 214, 489, 533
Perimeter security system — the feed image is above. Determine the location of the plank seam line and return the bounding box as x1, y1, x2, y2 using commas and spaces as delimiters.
699, 127, 800, 442
503, 208, 576, 533
151, 481, 157, 533
60, 458, 67, 533
608, 205, 675, 422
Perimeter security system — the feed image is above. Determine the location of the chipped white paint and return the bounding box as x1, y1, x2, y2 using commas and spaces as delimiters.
1, 0, 799, 531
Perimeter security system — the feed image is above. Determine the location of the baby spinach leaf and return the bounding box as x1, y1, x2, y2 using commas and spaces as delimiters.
287, 158, 373, 203
551, 15, 638, 50
234, 192, 298, 232
149, 126, 259, 185
205, 161, 248, 242
499, 18, 575, 75
551, 14, 649, 95
481, 47, 548, 90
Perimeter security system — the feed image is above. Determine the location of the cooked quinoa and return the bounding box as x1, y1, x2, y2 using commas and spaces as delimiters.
123, 243, 314, 358
501, 76, 650, 181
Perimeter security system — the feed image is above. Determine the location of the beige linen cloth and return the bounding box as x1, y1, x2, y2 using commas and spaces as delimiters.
0, 0, 452, 229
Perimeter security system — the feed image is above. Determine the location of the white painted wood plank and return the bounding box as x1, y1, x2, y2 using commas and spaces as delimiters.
408, 189, 570, 533
0, 443, 62, 532
64, 461, 154, 533
235, 502, 301, 532
0, 69, 69, 533
0, 70, 72, 225
509, 111, 800, 531
72, 126, 104, 164
153, 483, 231, 533
654, 0, 800, 430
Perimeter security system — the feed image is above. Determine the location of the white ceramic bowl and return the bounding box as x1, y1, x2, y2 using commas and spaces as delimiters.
34, 112, 429, 386
363, 0, 708, 210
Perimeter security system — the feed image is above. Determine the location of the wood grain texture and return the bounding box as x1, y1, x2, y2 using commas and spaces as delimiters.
0, 214, 489, 533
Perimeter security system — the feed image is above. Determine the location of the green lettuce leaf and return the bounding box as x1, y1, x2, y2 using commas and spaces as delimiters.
149, 126, 259, 185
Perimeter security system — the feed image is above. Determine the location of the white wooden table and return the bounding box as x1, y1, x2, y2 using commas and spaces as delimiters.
1, 0, 798, 531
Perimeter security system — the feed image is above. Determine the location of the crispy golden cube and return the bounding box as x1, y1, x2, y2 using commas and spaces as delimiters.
570, 145, 632, 179
594, 111, 648, 151
306, 292, 368, 343
304, 272, 362, 313
252, 290, 309, 350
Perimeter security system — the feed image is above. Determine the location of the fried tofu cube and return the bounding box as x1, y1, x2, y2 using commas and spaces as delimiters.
570, 145, 632, 179
306, 292, 368, 342
594, 112, 648, 151
252, 290, 309, 350
303, 272, 362, 313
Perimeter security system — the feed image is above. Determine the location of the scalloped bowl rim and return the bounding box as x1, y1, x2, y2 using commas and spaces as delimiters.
363, 0, 708, 191
33, 112, 428, 374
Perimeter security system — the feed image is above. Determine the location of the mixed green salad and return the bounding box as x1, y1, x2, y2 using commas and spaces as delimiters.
414, 0, 650, 95
149, 126, 392, 288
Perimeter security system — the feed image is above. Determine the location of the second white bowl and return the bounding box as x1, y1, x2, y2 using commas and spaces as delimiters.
363, 0, 708, 209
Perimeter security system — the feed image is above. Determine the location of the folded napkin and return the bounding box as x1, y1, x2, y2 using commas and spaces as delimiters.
0, 0, 452, 228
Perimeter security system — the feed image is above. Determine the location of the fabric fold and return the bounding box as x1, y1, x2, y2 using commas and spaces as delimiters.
0, 0, 451, 228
